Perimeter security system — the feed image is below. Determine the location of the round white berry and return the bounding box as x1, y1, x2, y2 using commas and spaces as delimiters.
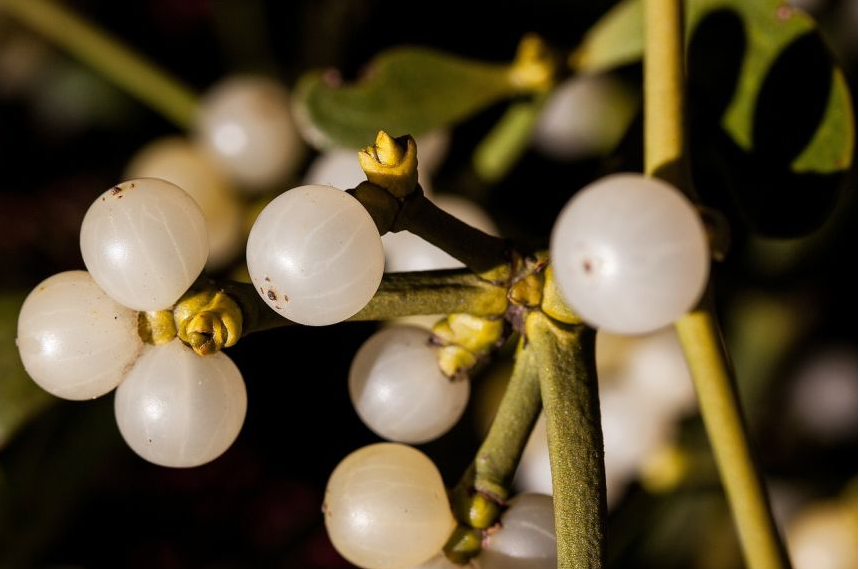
549, 173, 709, 334
246, 184, 384, 326
16, 270, 142, 400
324, 443, 455, 569
114, 339, 247, 468
80, 178, 208, 311
194, 76, 302, 190
125, 136, 243, 269
349, 326, 469, 444
478, 493, 557, 569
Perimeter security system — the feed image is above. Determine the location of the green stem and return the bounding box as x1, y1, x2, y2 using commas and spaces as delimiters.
643, 0, 687, 192
473, 94, 547, 184
644, 1, 789, 567
0, 0, 198, 128
531, 312, 605, 569
218, 269, 509, 337
445, 329, 542, 562
463, 333, 542, 503
675, 305, 790, 569
393, 189, 511, 279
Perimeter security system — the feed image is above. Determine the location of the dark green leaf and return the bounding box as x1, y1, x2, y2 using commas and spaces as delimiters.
293, 47, 523, 150
571, 0, 855, 236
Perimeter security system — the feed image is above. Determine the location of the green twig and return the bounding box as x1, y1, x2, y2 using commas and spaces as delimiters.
445, 330, 542, 562
473, 94, 547, 184
0, 0, 198, 128
531, 312, 605, 569
675, 304, 790, 569
217, 269, 509, 338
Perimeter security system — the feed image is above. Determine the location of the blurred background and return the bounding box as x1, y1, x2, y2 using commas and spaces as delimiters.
0, 0, 856, 568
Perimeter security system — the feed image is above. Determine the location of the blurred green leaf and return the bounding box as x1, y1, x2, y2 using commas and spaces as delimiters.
571, 0, 854, 236
0, 293, 53, 449
293, 47, 523, 150
473, 95, 546, 184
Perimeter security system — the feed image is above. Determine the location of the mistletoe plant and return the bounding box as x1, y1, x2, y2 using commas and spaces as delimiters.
3, 0, 854, 568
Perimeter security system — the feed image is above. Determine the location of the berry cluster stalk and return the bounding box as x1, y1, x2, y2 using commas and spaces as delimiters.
644, 1, 790, 568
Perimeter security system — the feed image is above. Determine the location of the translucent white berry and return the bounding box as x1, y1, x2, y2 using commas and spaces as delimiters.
125, 136, 243, 269
549, 173, 709, 334
16, 270, 142, 400
478, 493, 556, 569
383, 194, 497, 272
194, 76, 302, 190
324, 443, 455, 569
246, 184, 384, 326
349, 326, 469, 444
114, 339, 247, 468
80, 178, 208, 311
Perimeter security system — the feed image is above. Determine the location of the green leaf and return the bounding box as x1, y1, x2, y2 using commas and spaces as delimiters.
571, 0, 854, 235
293, 47, 523, 150
473, 95, 547, 184
0, 293, 53, 449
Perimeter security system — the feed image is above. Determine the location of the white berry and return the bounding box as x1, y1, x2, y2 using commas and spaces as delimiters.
549, 173, 709, 334
114, 339, 247, 468
80, 178, 208, 311
16, 270, 142, 400
194, 76, 302, 190
324, 443, 455, 569
246, 184, 384, 326
349, 326, 469, 444
478, 494, 556, 569
125, 136, 243, 269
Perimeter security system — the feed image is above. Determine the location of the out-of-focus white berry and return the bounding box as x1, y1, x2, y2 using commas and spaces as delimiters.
323, 443, 455, 569
788, 349, 857, 443
533, 74, 636, 160
125, 137, 243, 269
245, 184, 384, 326
194, 76, 303, 190
303, 149, 365, 191
414, 129, 451, 176
80, 178, 208, 311
383, 194, 497, 273
349, 326, 469, 443
478, 493, 556, 569
16, 270, 142, 400
114, 339, 247, 468
787, 498, 858, 569
550, 173, 709, 334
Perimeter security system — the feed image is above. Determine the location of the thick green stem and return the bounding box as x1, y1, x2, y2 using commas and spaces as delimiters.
531, 313, 605, 569
676, 306, 790, 569
644, 0, 789, 567
217, 269, 509, 338
0, 0, 198, 128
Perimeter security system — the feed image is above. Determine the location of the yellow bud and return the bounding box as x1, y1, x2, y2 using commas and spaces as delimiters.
358, 131, 419, 198
509, 33, 555, 93
174, 288, 243, 355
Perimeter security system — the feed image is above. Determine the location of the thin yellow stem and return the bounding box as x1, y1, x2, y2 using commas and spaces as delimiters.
0, 0, 198, 128
675, 308, 790, 569
645, 0, 789, 567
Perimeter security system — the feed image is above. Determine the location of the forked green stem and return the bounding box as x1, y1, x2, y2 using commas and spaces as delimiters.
0, 0, 198, 128
644, 0, 789, 567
